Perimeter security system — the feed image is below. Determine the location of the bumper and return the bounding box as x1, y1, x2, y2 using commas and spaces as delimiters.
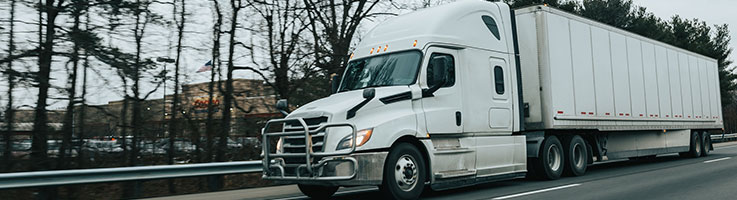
264, 152, 387, 186
261, 118, 386, 186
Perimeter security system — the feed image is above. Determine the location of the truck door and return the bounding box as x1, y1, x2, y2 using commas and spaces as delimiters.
421, 47, 463, 134
421, 47, 477, 180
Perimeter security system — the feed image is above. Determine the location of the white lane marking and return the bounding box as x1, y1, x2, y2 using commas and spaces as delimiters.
704, 157, 731, 163
491, 184, 581, 200
277, 195, 305, 200
334, 188, 377, 195
277, 187, 376, 200
715, 145, 737, 150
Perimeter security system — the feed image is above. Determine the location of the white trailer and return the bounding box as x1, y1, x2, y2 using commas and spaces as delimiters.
261, 1, 724, 199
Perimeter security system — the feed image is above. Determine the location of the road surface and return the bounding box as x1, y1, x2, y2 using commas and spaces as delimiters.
150, 141, 737, 200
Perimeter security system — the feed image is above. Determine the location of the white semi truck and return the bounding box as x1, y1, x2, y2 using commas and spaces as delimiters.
261, 1, 724, 199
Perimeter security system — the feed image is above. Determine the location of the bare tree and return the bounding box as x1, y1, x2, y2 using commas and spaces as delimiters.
76, 10, 92, 168
247, 0, 312, 102
302, 0, 380, 99
2, 0, 18, 172
58, 0, 88, 169
217, 0, 246, 165
166, 0, 187, 193
32, 0, 68, 176
205, 0, 224, 165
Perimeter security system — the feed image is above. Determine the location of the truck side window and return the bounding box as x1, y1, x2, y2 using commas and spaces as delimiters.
494, 66, 504, 94
427, 53, 455, 88
482, 15, 500, 40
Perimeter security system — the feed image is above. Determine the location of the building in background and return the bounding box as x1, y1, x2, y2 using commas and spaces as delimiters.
2, 79, 280, 140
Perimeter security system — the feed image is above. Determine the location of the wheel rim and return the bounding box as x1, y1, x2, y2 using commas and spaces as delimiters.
547, 144, 561, 172
395, 154, 419, 192
573, 143, 585, 169
704, 134, 711, 153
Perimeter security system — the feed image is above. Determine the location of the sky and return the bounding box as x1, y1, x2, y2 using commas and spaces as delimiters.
629, 0, 737, 63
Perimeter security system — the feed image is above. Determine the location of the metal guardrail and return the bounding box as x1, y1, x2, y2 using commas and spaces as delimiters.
711, 133, 737, 143
2, 133, 734, 190
0, 160, 262, 190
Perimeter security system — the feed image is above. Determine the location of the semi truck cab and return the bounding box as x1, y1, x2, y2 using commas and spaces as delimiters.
261, 1, 722, 199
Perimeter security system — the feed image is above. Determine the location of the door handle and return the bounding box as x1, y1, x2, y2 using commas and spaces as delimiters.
455, 111, 462, 126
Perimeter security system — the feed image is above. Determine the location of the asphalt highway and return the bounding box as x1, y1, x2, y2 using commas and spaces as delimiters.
149, 141, 737, 200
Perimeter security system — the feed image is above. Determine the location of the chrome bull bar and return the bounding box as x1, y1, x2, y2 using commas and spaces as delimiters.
261, 118, 357, 180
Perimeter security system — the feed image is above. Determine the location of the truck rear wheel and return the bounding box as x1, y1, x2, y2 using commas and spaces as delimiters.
529, 135, 564, 180
562, 135, 587, 176
701, 131, 711, 157
297, 184, 338, 199
679, 131, 702, 158
380, 143, 426, 200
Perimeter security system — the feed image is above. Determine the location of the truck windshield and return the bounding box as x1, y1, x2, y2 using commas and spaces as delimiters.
339, 51, 422, 92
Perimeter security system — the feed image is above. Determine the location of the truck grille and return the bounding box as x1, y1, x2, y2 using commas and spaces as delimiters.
282, 116, 328, 154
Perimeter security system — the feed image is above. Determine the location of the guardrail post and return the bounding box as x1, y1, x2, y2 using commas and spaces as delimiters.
207, 175, 222, 191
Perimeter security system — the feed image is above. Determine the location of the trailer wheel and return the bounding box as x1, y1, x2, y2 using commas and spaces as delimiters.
297, 184, 338, 199
562, 135, 587, 176
529, 135, 564, 180
680, 131, 702, 158
380, 143, 426, 200
701, 131, 711, 157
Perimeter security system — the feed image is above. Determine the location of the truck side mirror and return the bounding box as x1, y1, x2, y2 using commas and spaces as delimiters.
330, 74, 341, 94
422, 77, 447, 98
363, 88, 375, 99
276, 99, 289, 116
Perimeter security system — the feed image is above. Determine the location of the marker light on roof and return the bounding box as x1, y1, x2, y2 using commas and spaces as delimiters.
413, 40, 417, 47
384, 45, 388, 52
350, 53, 354, 59
370, 48, 374, 54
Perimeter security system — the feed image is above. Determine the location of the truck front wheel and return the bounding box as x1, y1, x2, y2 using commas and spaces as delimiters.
380, 143, 426, 200
529, 135, 564, 180
297, 184, 338, 199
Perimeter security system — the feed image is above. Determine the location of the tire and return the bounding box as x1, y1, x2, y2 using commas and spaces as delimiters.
297, 184, 339, 199
562, 135, 587, 176
380, 143, 426, 200
529, 135, 564, 180
701, 131, 711, 157
525, 158, 540, 180
563, 135, 589, 176
680, 131, 702, 158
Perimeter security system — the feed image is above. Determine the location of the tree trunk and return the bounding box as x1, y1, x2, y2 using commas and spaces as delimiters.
167, 0, 186, 194
59, 1, 84, 169
206, 0, 223, 165
3, 0, 17, 172
33, 0, 65, 199
76, 10, 91, 167
218, 0, 240, 163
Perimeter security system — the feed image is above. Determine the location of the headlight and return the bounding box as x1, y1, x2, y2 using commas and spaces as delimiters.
336, 128, 373, 150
